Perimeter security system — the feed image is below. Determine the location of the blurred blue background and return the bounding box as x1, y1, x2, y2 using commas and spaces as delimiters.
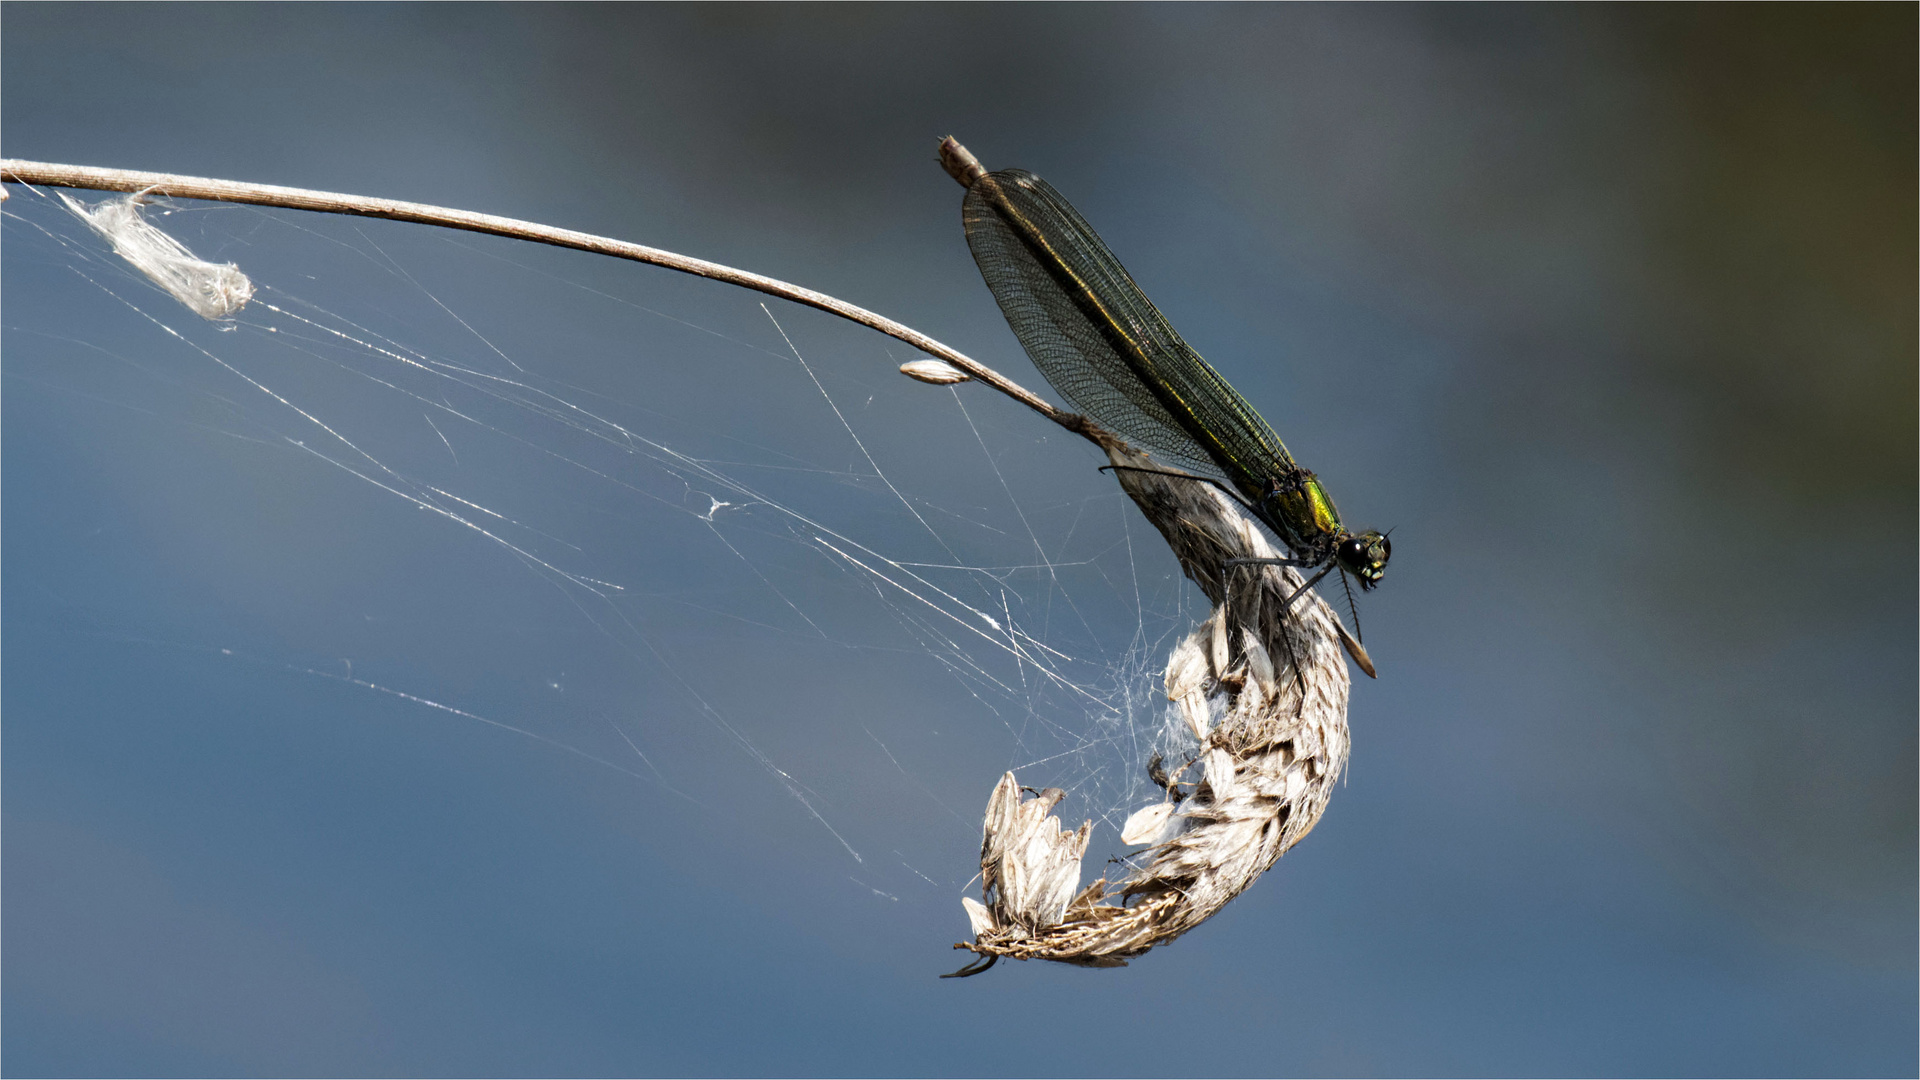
4, 5, 1913, 1076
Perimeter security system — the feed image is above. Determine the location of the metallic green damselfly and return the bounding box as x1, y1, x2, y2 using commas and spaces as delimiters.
940, 138, 1389, 655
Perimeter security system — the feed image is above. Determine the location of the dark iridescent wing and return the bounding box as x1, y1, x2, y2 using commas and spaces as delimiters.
961, 168, 1295, 488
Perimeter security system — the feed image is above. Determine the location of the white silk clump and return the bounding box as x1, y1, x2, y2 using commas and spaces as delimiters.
60, 190, 253, 319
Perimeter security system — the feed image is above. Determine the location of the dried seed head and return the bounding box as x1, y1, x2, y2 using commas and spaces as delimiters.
951, 444, 1353, 970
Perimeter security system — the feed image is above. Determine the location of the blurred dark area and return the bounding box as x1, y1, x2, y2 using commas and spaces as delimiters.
4, 5, 1913, 1076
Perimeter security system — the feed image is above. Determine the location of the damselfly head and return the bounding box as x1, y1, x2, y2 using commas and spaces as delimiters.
1336, 531, 1390, 590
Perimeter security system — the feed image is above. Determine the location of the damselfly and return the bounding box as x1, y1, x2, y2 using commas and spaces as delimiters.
940, 138, 1389, 668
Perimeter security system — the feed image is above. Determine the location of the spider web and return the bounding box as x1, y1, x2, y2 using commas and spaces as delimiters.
2, 184, 1210, 901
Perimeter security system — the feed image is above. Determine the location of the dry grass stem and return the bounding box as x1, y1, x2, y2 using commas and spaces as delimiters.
0, 159, 1089, 434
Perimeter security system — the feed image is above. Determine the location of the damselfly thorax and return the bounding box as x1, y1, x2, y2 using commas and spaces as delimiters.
1253, 468, 1391, 591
